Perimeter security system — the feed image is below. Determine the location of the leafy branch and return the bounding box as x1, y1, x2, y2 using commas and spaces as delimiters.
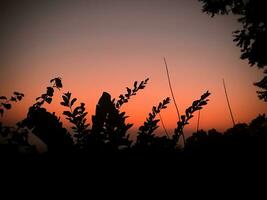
0, 92, 24, 117
173, 91, 211, 145
136, 97, 170, 146
115, 78, 149, 109
61, 92, 90, 147
34, 77, 62, 108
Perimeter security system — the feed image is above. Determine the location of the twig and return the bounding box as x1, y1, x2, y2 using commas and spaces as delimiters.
163, 57, 185, 145
222, 78, 235, 126
159, 112, 169, 138
196, 109, 200, 132
163, 57, 181, 120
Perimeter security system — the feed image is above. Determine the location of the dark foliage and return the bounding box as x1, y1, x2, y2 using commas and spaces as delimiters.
61, 92, 90, 150
199, 0, 267, 101
115, 78, 149, 109
185, 114, 267, 157
173, 91, 211, 144
135, 97, 173, 151
88, 92, 133, 152
1, 77, 266, 162
0, 92, 24, 117
19, 78, 73, 153
34, 77, 62, 108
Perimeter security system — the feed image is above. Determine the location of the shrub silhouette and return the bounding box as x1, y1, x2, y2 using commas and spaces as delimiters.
173, 91, 211, 145
0, 91, 36, 156
135, 97, 174, 152
1, 77, 266, 159
20, 78, 74, 153
185, 114, 267, 157
0, 92, 24, 117
61, 92, 90, 150
88, 92, 133, 152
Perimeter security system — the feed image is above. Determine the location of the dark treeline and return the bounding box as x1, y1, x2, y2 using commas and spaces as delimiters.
1, 77, 266, 162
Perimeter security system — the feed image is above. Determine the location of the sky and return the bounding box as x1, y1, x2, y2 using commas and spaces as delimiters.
0, 0, 266, 139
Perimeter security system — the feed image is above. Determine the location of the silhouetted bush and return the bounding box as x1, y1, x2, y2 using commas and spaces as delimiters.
1, 77, 266, 160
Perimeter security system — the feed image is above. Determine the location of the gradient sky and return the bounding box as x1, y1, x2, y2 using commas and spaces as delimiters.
0, 0, 266, 138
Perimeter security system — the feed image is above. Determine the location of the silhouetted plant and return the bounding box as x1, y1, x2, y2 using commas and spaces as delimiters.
20, 77, 74, 153
114, 78, 149, 108
34, 77, 62, 108
135, 97, 170, 149
254, 70, 267, 101
0, 92, 24, 117
89, 92, 133, 151
60, 92, 90, 149
0, 91, 33, 155
0, 123, 36, 155
173, 91, 211, 145
2, 75, 267, 157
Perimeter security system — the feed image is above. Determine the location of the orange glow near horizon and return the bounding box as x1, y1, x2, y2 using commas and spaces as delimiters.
0, 0, 266, 139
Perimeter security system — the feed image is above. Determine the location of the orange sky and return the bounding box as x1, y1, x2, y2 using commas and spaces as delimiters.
0, 0, 266, 139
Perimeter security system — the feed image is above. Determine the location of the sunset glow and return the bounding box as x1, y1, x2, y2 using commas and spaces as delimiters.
1, 0, 266, 139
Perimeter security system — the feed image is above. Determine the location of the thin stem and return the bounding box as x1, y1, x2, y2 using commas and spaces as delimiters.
222, 79, 235, 126
196, 110, 200, 132
164, 57, 181, 120
159, 112, 169, 139
163, 57, 185, 145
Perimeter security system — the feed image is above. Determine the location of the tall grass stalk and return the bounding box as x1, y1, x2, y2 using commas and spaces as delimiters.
222, 78, 235, 126
163, 57, 181, 120
163, 57, 185, 145
196, 110, 200, 132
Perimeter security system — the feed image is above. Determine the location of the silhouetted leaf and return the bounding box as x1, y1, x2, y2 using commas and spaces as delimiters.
60, 102, 68, 107
152, 119, 160, 126
73, 107, 81, 116
63, 111, 72, 117
0, 96, 7, 100
192, 100, 199, 108
201, 91, 210, 100
46, 97, 52, 104
17, 96, 23, 101
55, 78, 62, 88
152, 106, 157, 114
134, 81, 138, 89
2, 103, 11, 109
195, 107, 202, 111
41, 94, 47, 99
126, 87, 131, 94
62, 95, 69, 105
199, 101, 207, 106
10, 97, 17, 102
70, 98, 77, 107
47, 87, 54, 97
